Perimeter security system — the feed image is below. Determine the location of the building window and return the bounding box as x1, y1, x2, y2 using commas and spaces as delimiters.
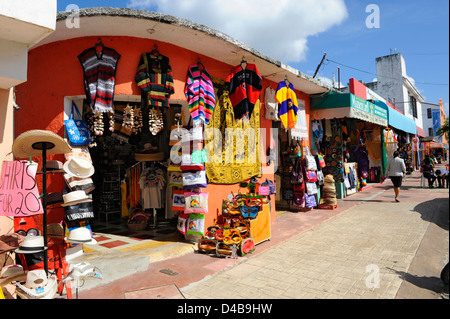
427, 108, 432, 119
409, 95, 417, 118
428, 128, 434, 137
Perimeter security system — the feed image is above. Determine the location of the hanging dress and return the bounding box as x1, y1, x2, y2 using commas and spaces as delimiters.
205, 92, 262, 184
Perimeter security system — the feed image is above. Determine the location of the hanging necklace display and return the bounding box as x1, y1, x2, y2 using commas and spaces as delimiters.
148, 107, 164, 136
133, 106, 143, 134
108, 111, 115, 132
123, 104, 134, 131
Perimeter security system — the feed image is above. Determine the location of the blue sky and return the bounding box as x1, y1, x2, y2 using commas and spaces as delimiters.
57, 0, 449, 114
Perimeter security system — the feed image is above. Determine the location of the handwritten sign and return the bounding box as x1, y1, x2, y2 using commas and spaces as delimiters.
0, 161, 43, 217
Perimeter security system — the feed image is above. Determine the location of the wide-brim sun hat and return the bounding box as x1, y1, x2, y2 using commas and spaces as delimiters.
15, 235, 48, 254
0, 265, 26, 286
61, 190, 92, 207
63, 156, 95, 178
65, 227, 97, 245
12, 130, 71, 159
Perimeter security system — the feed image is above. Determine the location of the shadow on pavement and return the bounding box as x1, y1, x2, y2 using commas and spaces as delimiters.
413, 198, 449, 231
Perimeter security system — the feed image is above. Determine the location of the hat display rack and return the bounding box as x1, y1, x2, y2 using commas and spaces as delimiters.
12, 130, 72, 276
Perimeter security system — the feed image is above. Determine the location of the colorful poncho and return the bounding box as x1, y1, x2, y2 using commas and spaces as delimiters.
276, 81, 298, 129
226, 63, 262, 120
135, 53, 175, 108
78, 46, 121, 113
184, 64, 216, 126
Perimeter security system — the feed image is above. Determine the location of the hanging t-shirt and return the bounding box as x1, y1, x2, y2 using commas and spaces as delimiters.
276, 81, 298, 129
226, 63, 262, 120
264, 86, 279, 121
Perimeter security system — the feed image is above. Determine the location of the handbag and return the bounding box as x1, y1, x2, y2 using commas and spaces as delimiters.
305, 193, 317, 209
177, 213, 189, 235
306, 182, 318, 195
305, 170, 318, 183
258, 182, 270, 195
317, 154, 326, 168
65, 102, 90, 146
317, 170, 324, 186
184, 192, 209, 214
172, 190, 185, 211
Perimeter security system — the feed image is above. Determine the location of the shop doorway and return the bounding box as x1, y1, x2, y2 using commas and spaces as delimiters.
74, 97, 184, 237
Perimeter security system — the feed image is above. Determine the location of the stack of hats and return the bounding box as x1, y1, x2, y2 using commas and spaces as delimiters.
321, 174, 337, 206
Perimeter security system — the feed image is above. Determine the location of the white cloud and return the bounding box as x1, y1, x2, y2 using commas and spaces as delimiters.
127, 0, 348, 63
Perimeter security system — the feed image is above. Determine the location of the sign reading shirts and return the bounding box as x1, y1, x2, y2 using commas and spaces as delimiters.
0, 161, 43, 217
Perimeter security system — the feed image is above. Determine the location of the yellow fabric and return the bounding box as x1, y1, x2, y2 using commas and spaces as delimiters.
205, 92, 262, 184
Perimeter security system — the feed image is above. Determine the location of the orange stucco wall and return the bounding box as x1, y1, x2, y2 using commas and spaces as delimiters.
15, 35, 312, 230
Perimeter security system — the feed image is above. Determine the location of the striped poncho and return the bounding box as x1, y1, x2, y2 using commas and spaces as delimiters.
135, 53, 175, 108
226, 63, 262, 120
78, 46, 121, 113
184, 64, 216, 126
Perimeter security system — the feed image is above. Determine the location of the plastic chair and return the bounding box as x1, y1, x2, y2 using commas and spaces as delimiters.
420, 174, 427, 187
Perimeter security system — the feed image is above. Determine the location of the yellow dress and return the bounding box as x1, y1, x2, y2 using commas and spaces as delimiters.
205, 92, 262, 184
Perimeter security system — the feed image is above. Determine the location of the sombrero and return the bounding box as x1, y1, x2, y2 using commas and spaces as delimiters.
12, 130, 71, 159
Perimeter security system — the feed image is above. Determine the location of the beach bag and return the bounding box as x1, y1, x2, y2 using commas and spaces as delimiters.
186, 214, 205, 236
172, 190, 185, 211
65, 102, 90, 146
182, 170, 208, 190
177, 213, 189, 235
184, 192, 209, 214
289, 142, 301, 158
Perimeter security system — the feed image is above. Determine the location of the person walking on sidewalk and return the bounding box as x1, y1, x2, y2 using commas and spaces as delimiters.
386, 151, 407, 202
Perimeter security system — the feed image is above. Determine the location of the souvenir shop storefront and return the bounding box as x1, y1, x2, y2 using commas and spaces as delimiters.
374, 100, 418, 174
10, 9, 330, 268
309, 92, 389, 198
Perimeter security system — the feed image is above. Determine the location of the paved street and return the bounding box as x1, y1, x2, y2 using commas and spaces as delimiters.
178, 174, 449, 299
77, 167, 449, 300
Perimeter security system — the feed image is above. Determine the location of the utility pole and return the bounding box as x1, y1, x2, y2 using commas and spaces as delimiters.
313, 52, 327, 78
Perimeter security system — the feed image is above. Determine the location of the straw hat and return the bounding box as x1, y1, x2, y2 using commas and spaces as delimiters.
46, 160, 64, 171
65, 227, 97, 245
63, 156, 95, 178
61, 190, 92, 207
15, 235, 48, 254
0, 265, 26, 286
15, 270, 57, 299
12, 130, 71, 159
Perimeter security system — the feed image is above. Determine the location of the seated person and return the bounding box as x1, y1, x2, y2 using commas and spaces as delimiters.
435, 169, 449, 188
420, 158, 436, 188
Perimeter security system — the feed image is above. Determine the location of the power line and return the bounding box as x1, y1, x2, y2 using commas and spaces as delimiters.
325, 58, 449, 86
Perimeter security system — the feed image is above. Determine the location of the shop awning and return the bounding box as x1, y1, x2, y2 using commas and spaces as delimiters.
416, 126, 426, 138
373, 100, 417, 135
310, 92, 388, 126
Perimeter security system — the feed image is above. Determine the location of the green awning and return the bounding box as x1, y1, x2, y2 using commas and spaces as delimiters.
310, 92, 388, 126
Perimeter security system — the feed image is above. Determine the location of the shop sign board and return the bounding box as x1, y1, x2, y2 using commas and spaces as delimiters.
0, 161, 43, 217
350, 95, 388, 126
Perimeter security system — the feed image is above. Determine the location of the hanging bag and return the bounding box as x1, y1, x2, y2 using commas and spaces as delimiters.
184, 192, 209, 214
305, 170, 318, 183
65, 102, 91, 146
